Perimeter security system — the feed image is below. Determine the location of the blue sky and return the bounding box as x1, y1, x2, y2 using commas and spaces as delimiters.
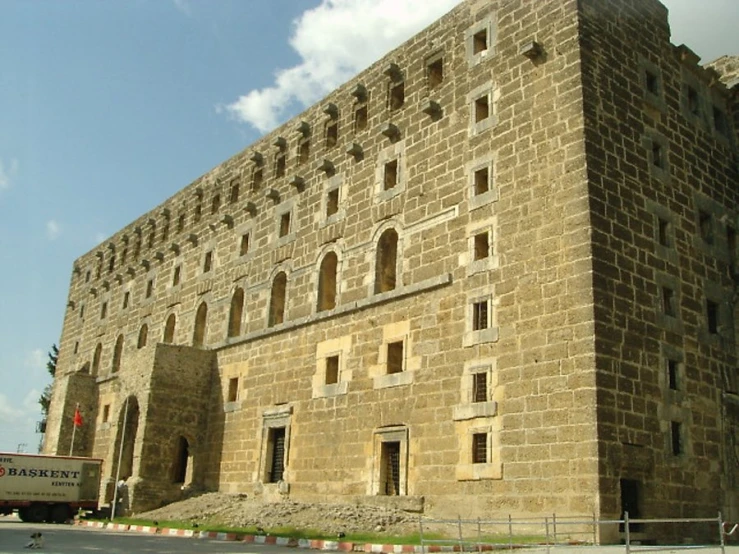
0, 0, 737, 454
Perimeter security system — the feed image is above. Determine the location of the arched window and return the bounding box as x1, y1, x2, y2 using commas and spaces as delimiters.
227, 288, 245, 338
92, 343, 102, 376
374, 228, 398, 294
137, 324, 148, 349
268, 272, 287, 327
317, 252, 338, 312
163, 313, 176, 343
111, 334, 124, 374
193, 302, 208, 347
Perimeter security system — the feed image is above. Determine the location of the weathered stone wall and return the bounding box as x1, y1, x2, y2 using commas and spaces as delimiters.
44, 0, 737, 534
579, 0, 739, 532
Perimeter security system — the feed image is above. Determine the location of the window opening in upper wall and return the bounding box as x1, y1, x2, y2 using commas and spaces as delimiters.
173, 265, 181, 286
474, 167, 489, 196
269, 272, 287, 327
473, 300, 488, 331
325, 355, 339, 385
670, 421, 682, 456
193, 302, 208, 347
706, 299, 719, 334
240, 233, 250, 256
122, 291, 130, 309
137, 324, 148, 349
387, 341, 404, 374
427, 57, 443, 88
228, 287, 244, 338
229, 179, 240, 204
326, 188, 339, 218
145, 279, 154, 298
658, 217, 670, 247
384, 159, 398, 190
645, 69, 659, 95
667, 359, 679, 390
203, 251, 213, 273
389, 82, 405, 111
699, 211, 713, 244
355, 105, 368, 131
714, 106, 729, 136
473, 372, 488, 403
275, 153, 286, 177
211, 194, 221, 214
163, 314, 176, 343
253, 168, 263, 191
473, 232, 489, 261
227, 377, 239, 402
279, 212, 291, 238
687, 86, 699, 116
111, 334, 123, 374
474, 95, 490, 123
375, 228, 398, 294
651, 142, 664, 169
662, 286, 676, 317
299, 139, 310, 165
177, 213, 186, 232
317, 252, 338, 312
473, 29, 488, 55
325, 121, 338, 148
472, 433, 487, 463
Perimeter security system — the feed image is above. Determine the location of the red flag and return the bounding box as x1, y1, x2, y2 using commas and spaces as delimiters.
73, 406, 83, 427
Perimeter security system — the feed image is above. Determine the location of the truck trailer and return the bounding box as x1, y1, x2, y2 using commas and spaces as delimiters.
0, 452, 103, 523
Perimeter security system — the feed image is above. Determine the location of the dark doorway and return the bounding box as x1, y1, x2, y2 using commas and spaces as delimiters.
620, 479, 642, 532
267, 427, 286, 483
381, 442, 401, 495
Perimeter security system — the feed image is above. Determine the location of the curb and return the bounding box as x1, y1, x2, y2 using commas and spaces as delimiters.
76, 520, 434, 552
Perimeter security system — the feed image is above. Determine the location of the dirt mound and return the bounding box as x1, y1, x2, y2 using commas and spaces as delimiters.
135, 493, 421, 537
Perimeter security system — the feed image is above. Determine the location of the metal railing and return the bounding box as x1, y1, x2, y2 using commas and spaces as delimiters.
417, 512, 735, 554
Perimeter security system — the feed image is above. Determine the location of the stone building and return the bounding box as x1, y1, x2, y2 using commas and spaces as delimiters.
45, 0, 738, 540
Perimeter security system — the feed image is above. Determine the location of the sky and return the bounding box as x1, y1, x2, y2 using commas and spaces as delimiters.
0, 0, 737, 454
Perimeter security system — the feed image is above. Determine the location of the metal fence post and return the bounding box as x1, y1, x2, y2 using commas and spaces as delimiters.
624, 511, 630, 554
457, 515, 463, 552
418, 515, 425, 554
545, 516, 551, 554
719, 511, 725, 554
476, 517, 482, 554
553, 512, 557, 545
508, 514, 513, 551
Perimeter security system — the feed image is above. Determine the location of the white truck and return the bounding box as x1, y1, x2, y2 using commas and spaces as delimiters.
0, 452, 103, 523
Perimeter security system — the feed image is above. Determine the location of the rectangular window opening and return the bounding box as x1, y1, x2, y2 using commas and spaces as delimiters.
100, 302, 108, 319
472, 433, 488, 464
252, 168, 263, 191
299, 140, 310, 165
472, 372, 488, 403
384, 159, 398, 191
714, 106, 728, 136
177, 214, 186, 232
229, 180, 240, 204
172, 265, 181, 286
473, 232, 490, 261
427, 58, 443, 88
325, 122, 338, 148
475, 95, 490, 123
227, 377, 239, 403
355, 105, 368, 131
146, 279, 154, 299
728, 226, 737, 262
472, 29, 488, 55
645, 70, 659, 95
671, 421, 682, 456
658, 217, 670, 247
279, 212, 291, 238
387, 341, 404, 374
651, 142, 664, 168
389, 82, 405, 111
706, 299, 719, 334
275, 154, 286, 178
662, 286, 675, 317
122, 291, 130, 309
667, 359, 679, 391
473, 300, 489, 331
325, 355, 339, 385
240, 233, 250, 256
102, 404, 110, 423
211, 194, 221, 214
326, 188, 339, 218
699, 211, 713, 244
474, 167, 490, 196
203, 251, 213, 273
687, 86, 699, 115
267, 427, 286, 483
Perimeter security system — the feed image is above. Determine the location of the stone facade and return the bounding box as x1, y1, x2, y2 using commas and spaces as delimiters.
45, 0, 738, 541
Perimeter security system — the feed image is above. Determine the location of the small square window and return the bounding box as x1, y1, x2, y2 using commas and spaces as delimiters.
172, 265, 181, 286
472, 372, 487, 403
427, 57, 443, 88
389, 82, 405, 111
211, 194, 221, 214
355, 105, 368, 131
670, 421, 682, 456
472, 433, 487, 463
473, 29, 488, 55
326, 188, 339, 218
325, 122, 338, 148
279, 212, 291, 238
203, 251, 213, 273
658, 217, 670, 247
474, 95, 490, 123
384, 159, 398, 191
102, 404, 110, 423
687, 86, 699, 116
473, 232, 489, 261
387, 341, 404, 374
275, 154, 286, 178
146, 279, 154, 298
252, 168, 263, 191
706, 300, 719, 334
240, 233, 250, 256
474, 167, 490, 196
667, 359, 679, 391
325, 355, 339, 385
699, 211, 713, 244
227, 377, 239, 403
229, 180, 240, 204
299, 140, 310, 165
662, 287, 676, 317
100, 301, 108, 320
473, 301, 489, 331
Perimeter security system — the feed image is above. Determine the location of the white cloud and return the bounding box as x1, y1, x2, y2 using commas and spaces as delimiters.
24, 349, 46, 370
46, 220, 61, 240
222, 0, 462, 133
0, 157, 19, 190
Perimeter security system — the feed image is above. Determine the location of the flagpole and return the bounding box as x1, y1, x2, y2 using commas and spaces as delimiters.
69, 403, 79, 456
111, 396, 130, 520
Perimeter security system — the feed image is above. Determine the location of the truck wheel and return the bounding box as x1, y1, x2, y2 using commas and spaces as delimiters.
17, 507, 30, 522
50, 504, 72, 523
25, 504, 49, 523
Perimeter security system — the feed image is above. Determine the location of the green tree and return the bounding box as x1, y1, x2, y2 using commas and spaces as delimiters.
38, 344, 58, 432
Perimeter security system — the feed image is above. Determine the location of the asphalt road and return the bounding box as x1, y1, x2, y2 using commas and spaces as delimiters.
0, 517, 294, 554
